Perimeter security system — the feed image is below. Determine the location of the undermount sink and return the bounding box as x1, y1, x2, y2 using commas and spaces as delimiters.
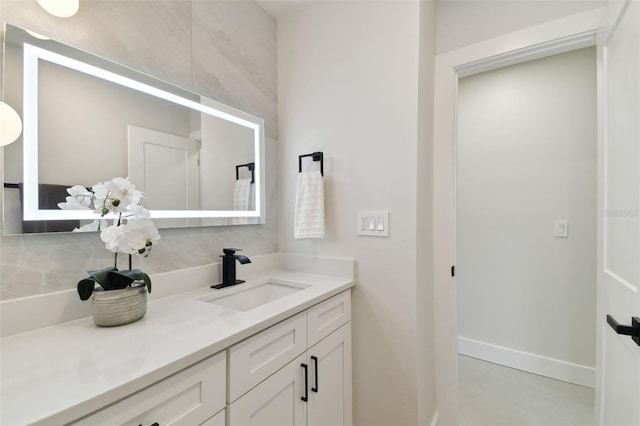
200, 280, 308, 312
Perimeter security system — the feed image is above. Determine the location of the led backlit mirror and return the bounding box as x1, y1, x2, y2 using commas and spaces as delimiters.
2, 23, 266, 234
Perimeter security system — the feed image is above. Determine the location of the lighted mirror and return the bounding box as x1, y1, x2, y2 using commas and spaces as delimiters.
2, 23, 265, 235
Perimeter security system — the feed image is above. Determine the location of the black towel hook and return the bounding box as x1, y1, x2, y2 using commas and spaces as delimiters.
298, 152, 323, 176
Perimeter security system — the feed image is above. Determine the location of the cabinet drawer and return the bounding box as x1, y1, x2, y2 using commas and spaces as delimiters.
308, 290, 351, 347
73, 351, 226, 426
228, 311, 307, 402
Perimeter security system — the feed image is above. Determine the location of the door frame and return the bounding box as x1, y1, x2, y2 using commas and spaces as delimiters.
433, 8, 605, 425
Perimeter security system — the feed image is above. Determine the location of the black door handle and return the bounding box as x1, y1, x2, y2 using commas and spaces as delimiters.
606, 315, 640, 346
301, 363, 308, 402
311, 355, 319, 393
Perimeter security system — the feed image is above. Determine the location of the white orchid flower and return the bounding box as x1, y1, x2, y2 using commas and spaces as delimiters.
63, 178, 159, 261
110, 177, 143, 207
58, 195, 91, 211
92, 177, 144, 216
100, 224, 126, 253
117, 218, 161, 257
92, 181, 114, 216
127, 205, 151, 219
68, 185, 93, 206
72, 219, 108, 233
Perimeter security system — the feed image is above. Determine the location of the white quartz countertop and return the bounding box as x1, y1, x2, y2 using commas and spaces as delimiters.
0, 268, 354, 425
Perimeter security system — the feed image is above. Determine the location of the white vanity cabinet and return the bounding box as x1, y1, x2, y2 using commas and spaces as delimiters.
72, 351, 226, 426
227, 290, 352, 426
0, 262, 356, 426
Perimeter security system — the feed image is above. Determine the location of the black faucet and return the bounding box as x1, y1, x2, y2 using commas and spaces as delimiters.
211, 248, 252, 289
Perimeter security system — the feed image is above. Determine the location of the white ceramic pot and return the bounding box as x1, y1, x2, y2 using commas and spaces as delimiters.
91, 285, 147, 327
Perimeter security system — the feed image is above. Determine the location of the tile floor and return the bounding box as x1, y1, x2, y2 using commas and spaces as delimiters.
458, 355, 595, 426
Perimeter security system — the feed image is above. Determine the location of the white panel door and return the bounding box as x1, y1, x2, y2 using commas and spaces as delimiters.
307, 323, 352, 426
128, 125, 200, 228
597, 0, 640, 424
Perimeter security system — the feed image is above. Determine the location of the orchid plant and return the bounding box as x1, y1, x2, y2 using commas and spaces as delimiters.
58, 177, 161, 301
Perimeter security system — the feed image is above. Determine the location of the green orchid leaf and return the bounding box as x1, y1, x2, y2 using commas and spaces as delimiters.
129, 270, 152, 294
87, 266, 118, 289
77, 278, 96, 301
108, 269, 152, 294
142, 272, 152, 294
105, 271, 135, 290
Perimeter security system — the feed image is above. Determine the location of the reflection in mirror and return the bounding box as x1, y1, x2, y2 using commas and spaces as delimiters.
2, 23, 265, 235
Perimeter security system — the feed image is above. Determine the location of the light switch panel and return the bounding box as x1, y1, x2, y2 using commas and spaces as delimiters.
357, 211, 389, 237
554, 220, 568, 238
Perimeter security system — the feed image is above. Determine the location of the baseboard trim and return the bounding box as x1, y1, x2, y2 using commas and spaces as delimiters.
458, 337, 595, 388
430, 410, 439, 426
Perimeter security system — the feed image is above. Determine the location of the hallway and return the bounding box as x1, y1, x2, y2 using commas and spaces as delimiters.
458, 355, 594, 425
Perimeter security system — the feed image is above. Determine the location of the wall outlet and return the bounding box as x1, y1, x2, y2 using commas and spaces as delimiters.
357, 211, 389, 237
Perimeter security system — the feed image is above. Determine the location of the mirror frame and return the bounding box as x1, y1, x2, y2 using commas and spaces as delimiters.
6, 23, 266, 224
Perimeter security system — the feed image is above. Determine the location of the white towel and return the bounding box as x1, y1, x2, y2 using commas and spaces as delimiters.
231, 178, 251, 225
295, 170, 325, 239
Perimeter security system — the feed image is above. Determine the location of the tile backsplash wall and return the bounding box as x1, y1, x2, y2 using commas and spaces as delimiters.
0, 0, 278, 300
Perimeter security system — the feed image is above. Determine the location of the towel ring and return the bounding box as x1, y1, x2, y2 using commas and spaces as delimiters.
235, 162, 255, 183
298, 152, 323, 176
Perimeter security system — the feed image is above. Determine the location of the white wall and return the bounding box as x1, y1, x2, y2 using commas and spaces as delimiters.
277, 1, 437, 424
436, 0, 606, 53
456, 48, 597, 379
417, 0, 438, 423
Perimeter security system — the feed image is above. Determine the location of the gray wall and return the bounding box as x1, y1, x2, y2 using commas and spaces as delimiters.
0, 0, 278, 300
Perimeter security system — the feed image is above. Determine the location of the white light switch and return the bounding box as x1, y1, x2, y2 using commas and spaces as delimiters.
357, 211, 389, 237
554, 220, 568, 238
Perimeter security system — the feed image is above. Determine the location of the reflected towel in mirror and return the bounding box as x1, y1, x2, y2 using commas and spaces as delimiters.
231, 178, 252, 225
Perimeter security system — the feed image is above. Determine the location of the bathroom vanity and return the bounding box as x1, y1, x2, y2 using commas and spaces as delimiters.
0, 255, 354, 425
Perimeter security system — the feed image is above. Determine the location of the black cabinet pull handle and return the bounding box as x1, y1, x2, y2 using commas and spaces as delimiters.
301, 363, 308, 402
311, 356, 319, 393
606, 315, 640, 346
151, 423, 159, 426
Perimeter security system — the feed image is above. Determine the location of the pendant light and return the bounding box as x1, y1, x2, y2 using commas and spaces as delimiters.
0, 102, 22, 146
37, 0, 79, 18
